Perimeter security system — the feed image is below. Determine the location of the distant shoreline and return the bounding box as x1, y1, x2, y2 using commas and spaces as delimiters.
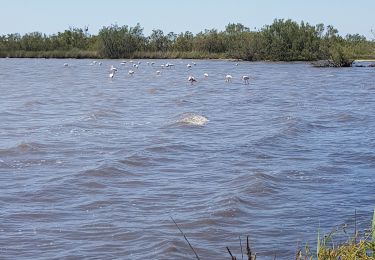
2, 54, 375, 61
1, 52, 374, 61
2, 55, 375, 68
354, 59, 375, 62
1, 19, 375, 66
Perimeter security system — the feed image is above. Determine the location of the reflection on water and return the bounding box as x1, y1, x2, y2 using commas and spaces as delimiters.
0, 58, 374, 259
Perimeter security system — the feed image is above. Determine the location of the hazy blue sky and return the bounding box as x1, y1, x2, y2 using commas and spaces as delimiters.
1, 0, 374, 38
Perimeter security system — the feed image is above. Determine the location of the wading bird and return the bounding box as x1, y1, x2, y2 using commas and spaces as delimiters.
242, 75, 250, 84
109, 66, 118, 78
109, 70, 116, 78
225, 74, 233, 82
188, 76, 197, 84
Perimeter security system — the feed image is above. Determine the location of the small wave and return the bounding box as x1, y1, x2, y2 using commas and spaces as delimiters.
84, 109, 122, 120
80, 165, 134, 178
146, 143, 191, 154
146, 87, 158, 94
119, 153, 156, 167
23, 100, 44, 108
307, 121, 337, 130
335, 112, 363, 123
175, 113, 209, 127
0, 141, 46, 156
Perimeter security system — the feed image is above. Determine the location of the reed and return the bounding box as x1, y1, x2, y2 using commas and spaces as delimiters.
372, 209, 375, 242
226, 235, 256, 260
226, 209, 375, 259
316, 227, 321, 259
0, 50, 100, 59
170, 216, 200, 260
296, 208, 375, 260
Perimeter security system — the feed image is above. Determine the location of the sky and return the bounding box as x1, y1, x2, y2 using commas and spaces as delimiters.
0, 0, 374, 39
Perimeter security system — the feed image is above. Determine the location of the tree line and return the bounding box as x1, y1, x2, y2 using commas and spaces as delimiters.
0, 19, 374, 65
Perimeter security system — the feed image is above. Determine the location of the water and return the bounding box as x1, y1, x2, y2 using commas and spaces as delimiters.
0, 58, 374, 259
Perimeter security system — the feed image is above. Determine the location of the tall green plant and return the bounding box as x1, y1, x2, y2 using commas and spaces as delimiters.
372, 208, 375, 257
372, 208, 375, 242
317, 227, 320, 259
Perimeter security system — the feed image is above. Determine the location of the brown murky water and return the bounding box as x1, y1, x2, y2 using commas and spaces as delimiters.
0, 58, 374, 259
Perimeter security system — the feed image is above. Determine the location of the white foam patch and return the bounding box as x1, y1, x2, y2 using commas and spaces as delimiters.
176, 113, 209, 126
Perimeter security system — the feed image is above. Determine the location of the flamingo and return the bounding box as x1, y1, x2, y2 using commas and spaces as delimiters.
187, 64, 192, 68
242, 75, 250, 84
109, 65, 117, 78
109, 70, 116, 78
203, 73, 209, 78
188, 76, 197, 84
225, 75, 233, 82
128, 70, 135, 75
156, 70, 161, 75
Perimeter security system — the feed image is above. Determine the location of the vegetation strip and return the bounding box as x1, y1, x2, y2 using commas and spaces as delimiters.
1, 19, 374, 66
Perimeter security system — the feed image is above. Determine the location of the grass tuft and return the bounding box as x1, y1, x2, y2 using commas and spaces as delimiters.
296, 208, 375, 260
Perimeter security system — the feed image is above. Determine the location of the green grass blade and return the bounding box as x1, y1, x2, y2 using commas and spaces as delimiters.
372, 208, 375, 242
372, 208, 375, 258
317, 228, 320, 259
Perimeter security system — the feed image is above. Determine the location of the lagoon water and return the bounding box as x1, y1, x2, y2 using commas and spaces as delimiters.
0, 58, 374, 259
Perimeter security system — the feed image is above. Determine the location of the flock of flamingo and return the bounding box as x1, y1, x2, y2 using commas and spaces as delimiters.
66, 60, 251, 85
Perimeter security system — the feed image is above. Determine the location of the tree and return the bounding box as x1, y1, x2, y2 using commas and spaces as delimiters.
193, 29, 226, 53
174, 31, 194, 52
98, 24, 145, 58
225, 23, 250, 34
148, 29, 169, 52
